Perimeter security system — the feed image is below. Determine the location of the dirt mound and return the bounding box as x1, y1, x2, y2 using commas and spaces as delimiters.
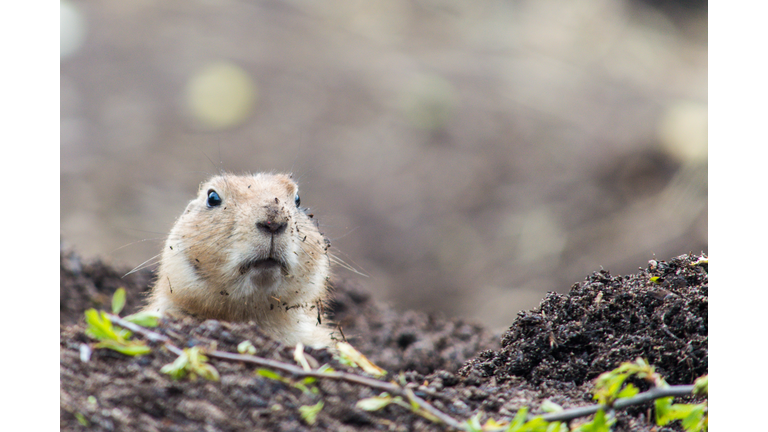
460, 255, 708, 386
60, 249, 707, 431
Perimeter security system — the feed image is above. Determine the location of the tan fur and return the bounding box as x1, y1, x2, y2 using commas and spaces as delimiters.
144, 173, 332, 347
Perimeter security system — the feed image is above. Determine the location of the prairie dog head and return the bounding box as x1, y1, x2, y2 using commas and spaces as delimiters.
147, 172, 332, 345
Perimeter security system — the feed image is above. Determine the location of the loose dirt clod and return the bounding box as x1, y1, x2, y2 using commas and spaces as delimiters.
60, 249, 706, 431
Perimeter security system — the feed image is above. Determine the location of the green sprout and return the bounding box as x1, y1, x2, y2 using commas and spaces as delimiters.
237, 340, 257, 355
84, 308, 151, 356
656, 375, 708, 432
74, 413, 89, 427
693, 375, 708, 396
592, 358, 654, 406
357, 392, 439, 424
112, 287, 127, 314
462, 407, 567, 432
122, 310, 160, 328
256, 368, 318, 395
161, 346, 220, 381
298, 401, 324, 425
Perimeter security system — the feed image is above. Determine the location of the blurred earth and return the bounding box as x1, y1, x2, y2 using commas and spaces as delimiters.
60, 0, 707, 330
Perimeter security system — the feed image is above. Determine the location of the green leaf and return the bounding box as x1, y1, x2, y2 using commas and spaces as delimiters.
292, 382, 312, 394
187, 347, 219, 381
161, 351, 190, 380
546, 422, 566, 432
84, 309, 117, 341
356, 394, 393, 411
116, 328, 133, 340
573, 409, 612, 432
693, 375, 708, 396
540, 400, 564, 413
112, 287, 127, 315
85, 308, 151, 356
198, 363, 220, 381
591, 409, 609, 432
681, 405, 705, 432
96, 340, 151, 356
237, 340, 256, 355
316, 364, 335, 374
617, 383, 639, 398
161, 347, 218, 381
256, 368, 286, 382
74, 413, 89, 426
299, 401, 323, 425
522, 417, 549, 431
507, 407, 528, 431
464, 412, 483, 432
123, 311, 161, 327
655, 396, 674, 425
482, 417, 507, 431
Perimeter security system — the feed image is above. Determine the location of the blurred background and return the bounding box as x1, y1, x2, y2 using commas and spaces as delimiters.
60, 0, 707, 331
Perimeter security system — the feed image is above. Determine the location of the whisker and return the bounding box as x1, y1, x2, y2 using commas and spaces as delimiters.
124, 253, 162, 277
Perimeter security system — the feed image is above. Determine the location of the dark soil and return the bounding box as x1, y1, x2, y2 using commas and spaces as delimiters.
60, 249, 707, 431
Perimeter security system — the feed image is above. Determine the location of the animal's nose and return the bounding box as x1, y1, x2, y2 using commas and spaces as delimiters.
257, 220, 287, 235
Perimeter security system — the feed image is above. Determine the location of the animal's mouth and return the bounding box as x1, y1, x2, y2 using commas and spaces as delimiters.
239, 257, 286, 275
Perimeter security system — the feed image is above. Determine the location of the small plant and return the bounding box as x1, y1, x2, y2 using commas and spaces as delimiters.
237, 340, 257, 355
161, 346, 220, 381
111, 287, 127, 314
357, 391, 440, 424
462, 408, 568, 432
83, 288, 158, 356
298, 401, 324, 425
567, 358, 707, 432
84, 308, 151, 356
592, 358, 653, 406
256, 368, 319, 395
655, 375, 708, 432
122, 310, 161, 328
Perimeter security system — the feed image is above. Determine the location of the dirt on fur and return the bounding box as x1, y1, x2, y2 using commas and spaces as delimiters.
60, 249, 707, 431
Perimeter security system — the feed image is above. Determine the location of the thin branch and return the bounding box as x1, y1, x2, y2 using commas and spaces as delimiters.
539, 385, 696, 423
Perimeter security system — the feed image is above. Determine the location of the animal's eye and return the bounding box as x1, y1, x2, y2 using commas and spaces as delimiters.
207, 190, 222, 208
294, 192, 300, 208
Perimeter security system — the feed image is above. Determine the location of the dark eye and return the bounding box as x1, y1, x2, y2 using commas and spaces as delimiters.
294, 192, 300, 207
207, 190, 222, 208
